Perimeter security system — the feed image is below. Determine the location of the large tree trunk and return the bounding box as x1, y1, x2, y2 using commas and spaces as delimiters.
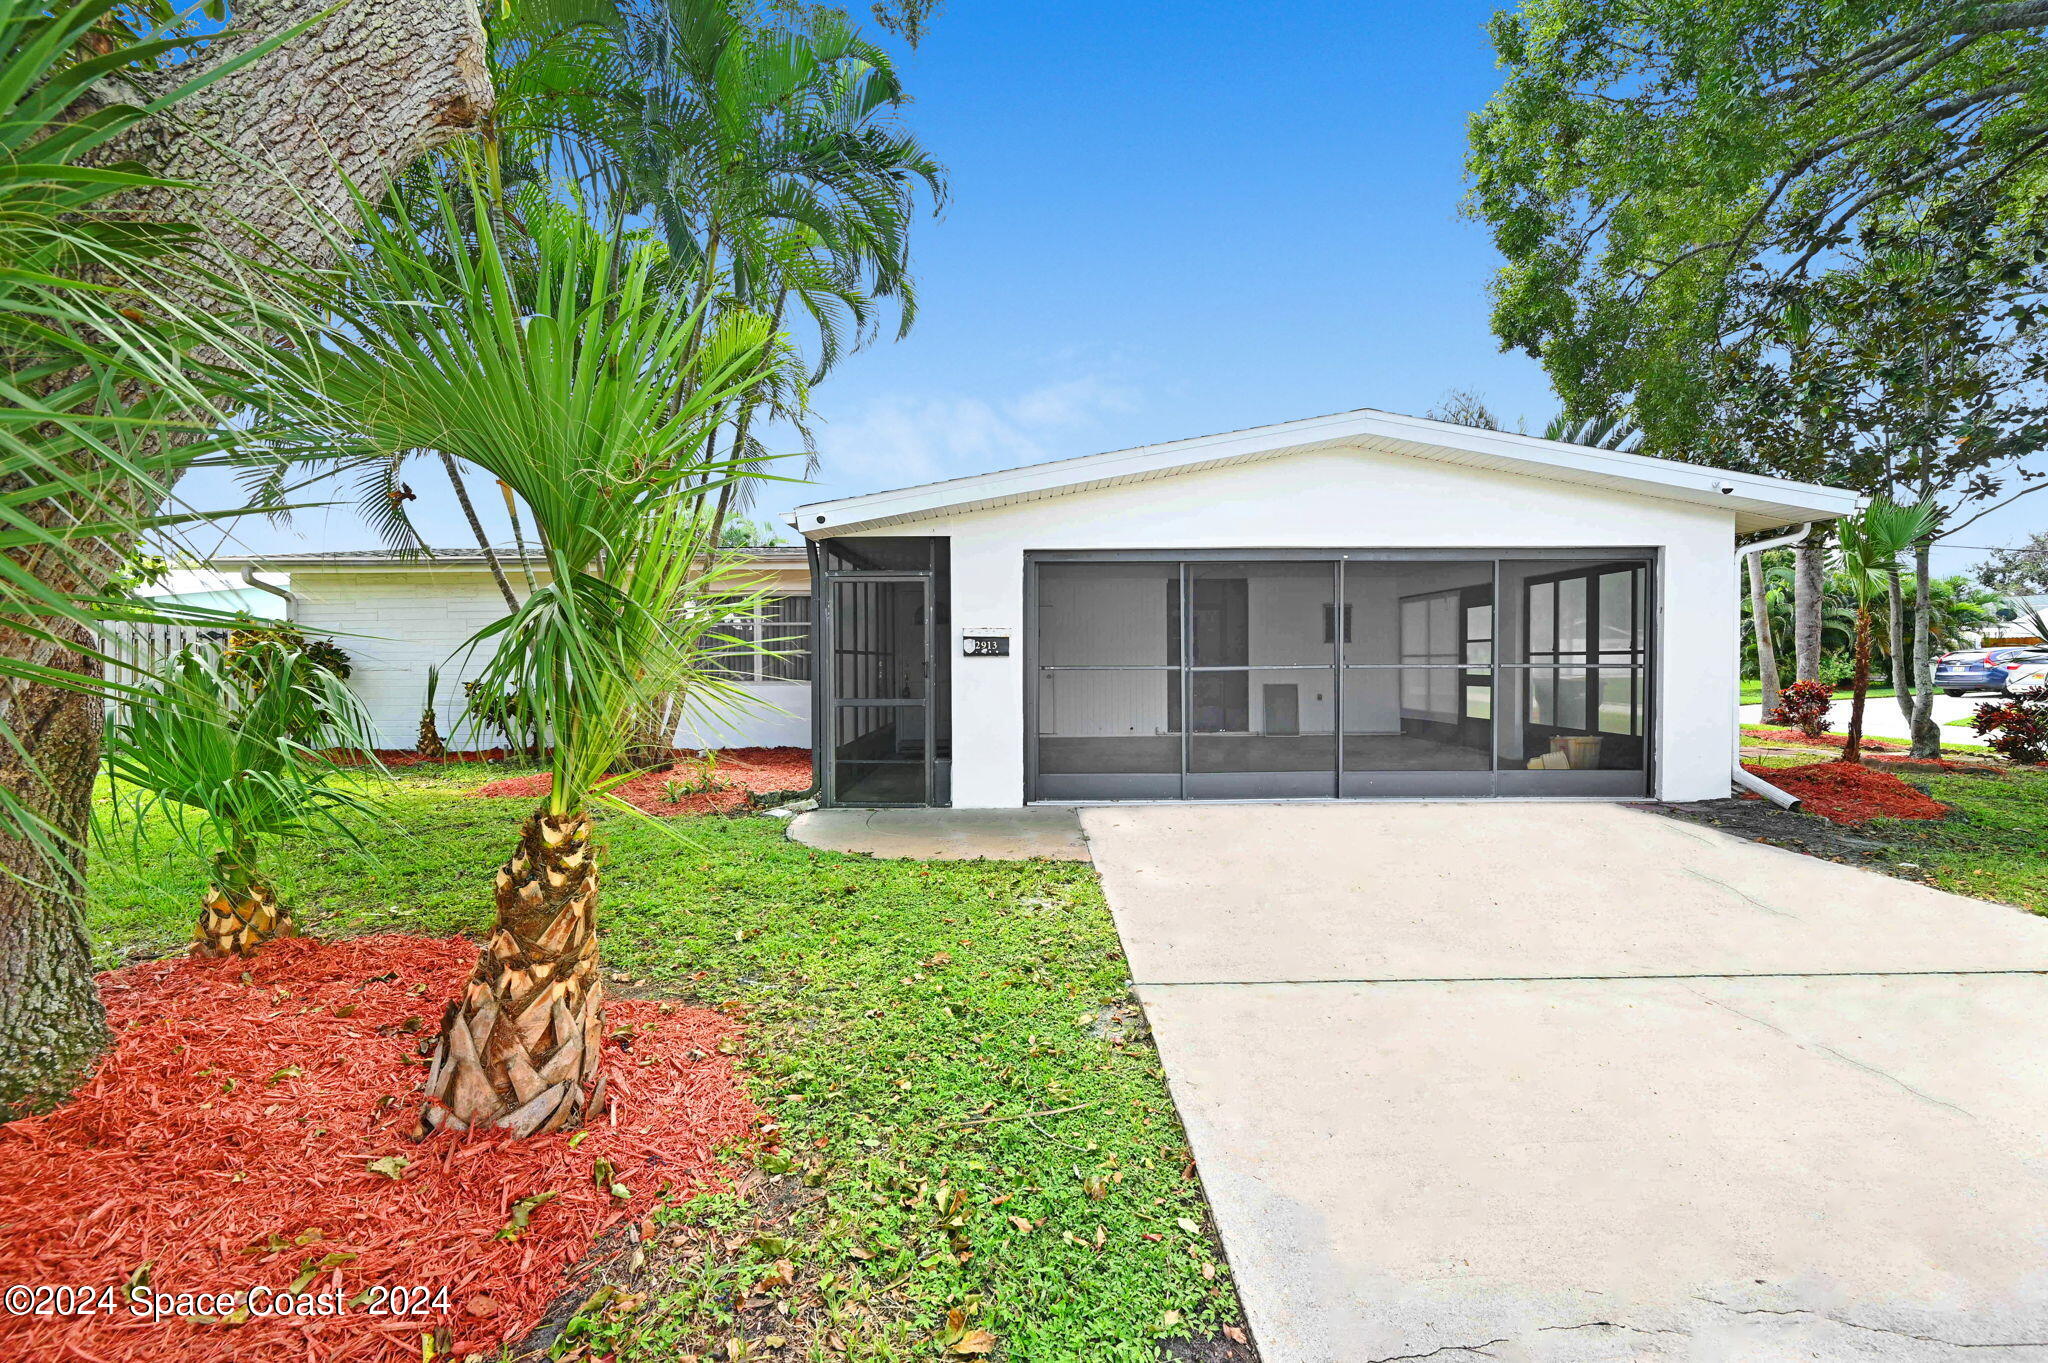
1909, 545, 1942, 758
416, 808, 605, 1139
1889, 571, 1915, 726
0, 631, 111, 1118
1793, 524, 1828, 683
0, 0, 489, 1115
1747, 550, 1782, 714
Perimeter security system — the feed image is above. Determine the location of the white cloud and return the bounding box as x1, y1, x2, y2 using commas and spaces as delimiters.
813, 374, 1141, 491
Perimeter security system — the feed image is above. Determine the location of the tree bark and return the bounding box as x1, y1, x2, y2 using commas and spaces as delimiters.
1843, 602, 1874, 765
439, 451, 517, 611
195, 837, 292, 958
1888, 570, 1914, 726
1, 0, 490, 1114
1747, 550, 1782, 714
0, 630, 112, 1118
1909, 544, 1942, 757
415, 808, 605, 1139
1793, 524, 1828, 682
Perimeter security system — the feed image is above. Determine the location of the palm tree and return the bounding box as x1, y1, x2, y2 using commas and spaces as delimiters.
256, 179, 786, 1137
1836, 498, 1942, 764
1543, 413, 1643, 452
104, 640, 381, 957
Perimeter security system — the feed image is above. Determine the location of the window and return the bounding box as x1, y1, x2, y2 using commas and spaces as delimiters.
706, 595, 812, 682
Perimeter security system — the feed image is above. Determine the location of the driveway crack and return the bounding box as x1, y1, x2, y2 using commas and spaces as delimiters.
1367, 1343, 1507, 1362
1694, 1297, 2048, 1349
1680, 864, 1799, 918
1688, 990, 1975, 1118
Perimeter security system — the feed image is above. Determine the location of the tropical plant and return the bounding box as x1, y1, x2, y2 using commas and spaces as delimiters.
1835, 498, 1942, 763
253, 176, 788, 1137
1543, 413, 1641, 452
1971, 695, 2048, 766
461, 678, 543, 761
1766, 679, 1835, 740
224, 621, 351, 680
103, 640, 381, 957
417, 666, 447, 759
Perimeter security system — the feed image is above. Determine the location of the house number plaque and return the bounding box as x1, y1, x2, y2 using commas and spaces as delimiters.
961, 627, 1011, 657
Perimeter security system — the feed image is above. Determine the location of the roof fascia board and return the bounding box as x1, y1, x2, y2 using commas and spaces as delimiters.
790, 408, 1859, 534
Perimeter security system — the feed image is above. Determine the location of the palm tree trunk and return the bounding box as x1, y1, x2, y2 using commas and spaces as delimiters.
1909, 544, 1942, 758
195, 836, 291, 958
1747, 550, 1781, 713
1793, 525, 1828, 682
499, 481, 539, 594
439, 451, 517, 611
415, 808, 605, 1139
1843, 603, 1874, 765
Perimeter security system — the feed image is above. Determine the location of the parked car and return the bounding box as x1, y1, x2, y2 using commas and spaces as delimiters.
2005, 657, 2048, 695
1935, 647, 2048, 696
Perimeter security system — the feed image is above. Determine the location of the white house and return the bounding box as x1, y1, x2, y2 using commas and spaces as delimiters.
786, 407, 1857, 809
209, 546, 813, 752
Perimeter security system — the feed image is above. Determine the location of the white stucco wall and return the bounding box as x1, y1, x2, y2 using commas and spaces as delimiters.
822, 444, 1739, 807
284, 567, 812, 752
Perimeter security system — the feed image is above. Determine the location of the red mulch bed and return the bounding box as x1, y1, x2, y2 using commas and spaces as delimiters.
1741, 760, 1951, 825
0, 935, 765, 1362
472, 746, 814, 817
1744, 726, 1995, 771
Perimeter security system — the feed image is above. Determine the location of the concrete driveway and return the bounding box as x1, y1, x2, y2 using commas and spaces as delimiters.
1082, 803, 2048, 1362
1740, 693, 1978, 741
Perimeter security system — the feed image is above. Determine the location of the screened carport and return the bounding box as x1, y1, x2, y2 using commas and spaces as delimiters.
1026, 550, 1652, 801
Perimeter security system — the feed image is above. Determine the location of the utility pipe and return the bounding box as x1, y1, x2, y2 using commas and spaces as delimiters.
1732, 523, 1813, 809
239, 564, 296, 620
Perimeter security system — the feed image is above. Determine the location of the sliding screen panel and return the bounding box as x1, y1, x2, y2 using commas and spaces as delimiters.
1494, 558, 1648, 795
1184, 562, 1336, 798
1338, 560, 1495, 795
1034, 562, 1182, 799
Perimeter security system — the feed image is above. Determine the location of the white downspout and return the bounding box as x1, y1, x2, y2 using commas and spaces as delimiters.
1733, 524, 1811, 810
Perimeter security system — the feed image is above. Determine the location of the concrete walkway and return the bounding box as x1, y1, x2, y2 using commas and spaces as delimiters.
1083, 802, 2048, 1362
787, 807, 1089, 861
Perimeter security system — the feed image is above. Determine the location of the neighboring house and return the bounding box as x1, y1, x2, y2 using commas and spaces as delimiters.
787, 407, 1857, 809
206, 547, 812, 752
1977, 593, 2047, 647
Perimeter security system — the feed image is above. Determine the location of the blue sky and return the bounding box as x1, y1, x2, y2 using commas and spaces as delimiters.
201, 1, 2038, 577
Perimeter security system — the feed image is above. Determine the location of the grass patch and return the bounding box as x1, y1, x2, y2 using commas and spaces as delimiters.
1735, 737, 2048, 914
86, 768, 1242, 1362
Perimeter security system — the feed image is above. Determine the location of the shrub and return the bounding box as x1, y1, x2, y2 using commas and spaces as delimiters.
225, 621, 352, 679
1767, 678, 1836, 738
1970, 695, 2048, 765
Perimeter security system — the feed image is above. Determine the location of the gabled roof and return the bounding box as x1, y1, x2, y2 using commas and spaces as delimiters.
209, 546, 807, 570
787, 407, 1859, 538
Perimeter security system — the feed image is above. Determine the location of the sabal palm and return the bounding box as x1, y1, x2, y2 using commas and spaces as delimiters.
104, 640, 379, 956
1836, 498, 1941, 764
258, 179, 786, 1137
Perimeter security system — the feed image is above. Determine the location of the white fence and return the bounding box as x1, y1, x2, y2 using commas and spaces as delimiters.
99, 621, 219, 720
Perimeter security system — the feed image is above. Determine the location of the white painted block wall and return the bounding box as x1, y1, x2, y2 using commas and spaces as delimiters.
285, 568, 811, 752
847, 443, 1738, 807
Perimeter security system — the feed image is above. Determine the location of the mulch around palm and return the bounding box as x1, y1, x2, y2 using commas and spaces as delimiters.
1741, 760, 1950, 825
472, 746, 814, 816
0, 934, 764, 1363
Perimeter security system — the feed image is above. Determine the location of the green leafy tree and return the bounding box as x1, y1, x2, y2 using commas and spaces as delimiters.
105, 641, 381, 956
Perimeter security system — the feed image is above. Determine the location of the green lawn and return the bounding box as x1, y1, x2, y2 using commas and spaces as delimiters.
85, 767, 1243, 1362
1737, 743, 2048, 914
